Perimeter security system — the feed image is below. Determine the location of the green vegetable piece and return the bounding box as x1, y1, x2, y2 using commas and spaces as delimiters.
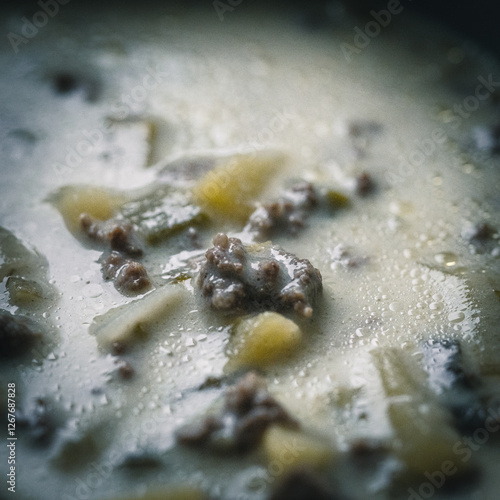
371, 347, 464, 476
120, 187, 208, 244
0, 226, 55, 308
325, 190, 350, 209
90, 285, 188, 351
6, 277, 44, 305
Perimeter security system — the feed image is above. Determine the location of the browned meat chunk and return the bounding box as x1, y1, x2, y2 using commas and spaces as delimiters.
349, 439, 389, 467
354, 172, 375, 196
118, 452, 163, 470
462, 222, 498, 254
245, 182, 318, 240
18, 398, 62, 446
197, 234, 322, 318
80, 213, 144, 258
176, 415, 223, 446
113, 358, 135, 380
80, 214, 151, 295
100, 251, 151, 296
176, 372, 298, 453
269, 469, 337, 500
50, 71, 100, 102
463, 222, 496, 241
52, 72, 80, 94
0, 310, 43, 358
348, 120, 382, 138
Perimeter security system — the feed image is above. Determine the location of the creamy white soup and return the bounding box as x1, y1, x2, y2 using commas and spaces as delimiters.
1, 2, 500, 500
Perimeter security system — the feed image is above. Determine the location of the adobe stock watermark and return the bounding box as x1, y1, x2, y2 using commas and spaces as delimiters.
240, 108, 296, 155
340, 0, 412, 63
52, 64, 167, 175
195, 108, 296, 205
213, 0, 243, 21
386, 73, 500, 185
408, 405, 500, 500
7, 0, 71, 54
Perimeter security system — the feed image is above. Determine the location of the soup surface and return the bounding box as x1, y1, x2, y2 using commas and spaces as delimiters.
1, 2, 500, 500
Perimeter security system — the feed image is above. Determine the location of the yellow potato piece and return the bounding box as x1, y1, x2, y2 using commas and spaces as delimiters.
103, 487, 205, 500
226, 312, 302, 370
192, 153, 284, 222
51, 185, 125, 234
263, 425, 336, 472
91, 285, 188, 351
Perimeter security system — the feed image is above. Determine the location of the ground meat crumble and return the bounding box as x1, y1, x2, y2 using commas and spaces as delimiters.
80, 214, 151, 295
197, 233, 322, 318
245, 181, 319, 240
269, 468, 338, 500
176, 371, 298, 453
17, 397, 63, 446
354, 172, 375, 197
462, 221, 498, 254
79, 213, 144, 258
99, 251, 151, 296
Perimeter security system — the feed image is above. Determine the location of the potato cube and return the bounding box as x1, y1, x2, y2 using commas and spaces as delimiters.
91, 285, 188, 351
104, 487, 206, 500
226, 312, 302, 370
51, 185, 125, 234
192, 153, 284, 222
263, 425, 336, 472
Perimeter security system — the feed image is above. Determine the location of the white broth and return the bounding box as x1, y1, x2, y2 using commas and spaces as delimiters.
1, 2, 500, 500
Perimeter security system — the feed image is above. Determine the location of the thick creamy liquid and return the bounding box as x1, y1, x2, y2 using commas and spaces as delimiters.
1, 2, 500, 500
